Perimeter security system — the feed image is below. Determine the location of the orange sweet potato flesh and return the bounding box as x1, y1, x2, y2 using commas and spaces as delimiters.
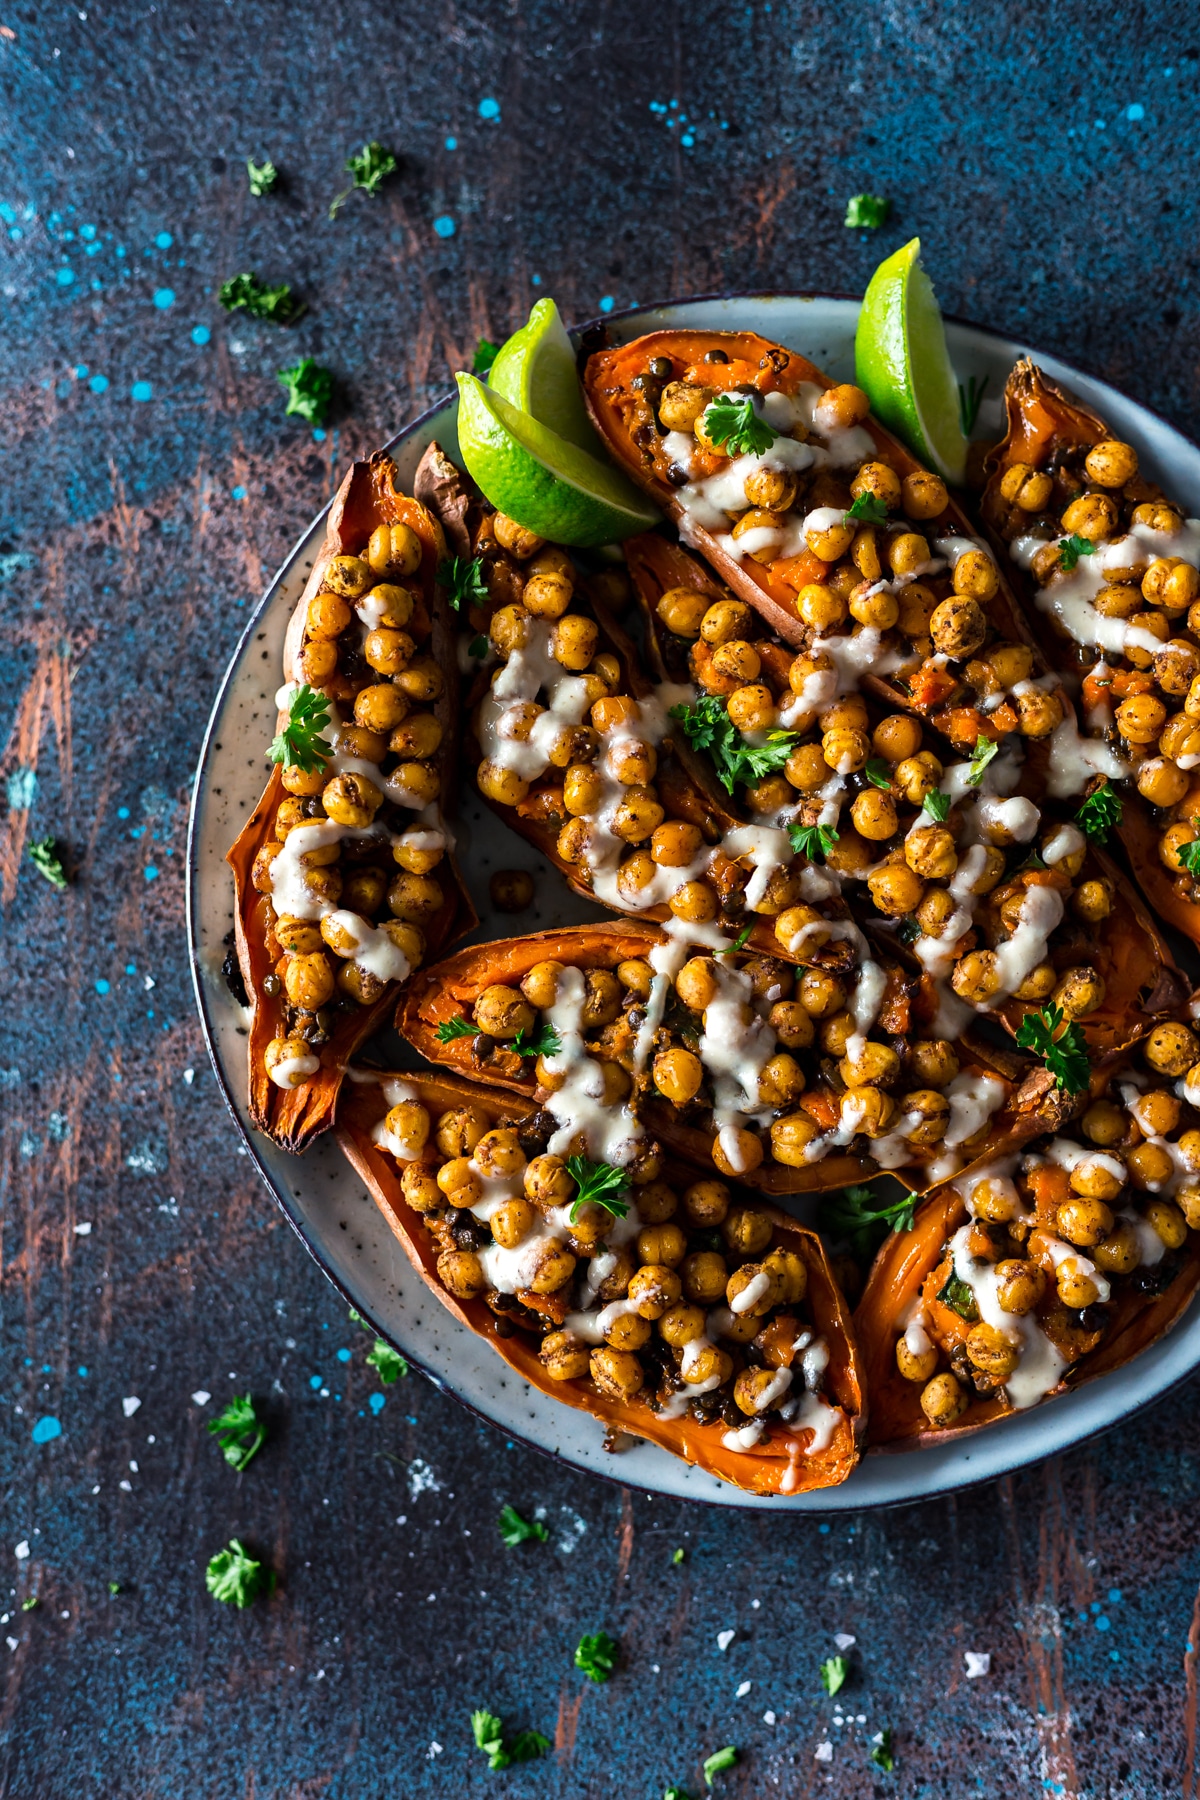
337, 1067, 863, 1495
225, 452, 477, 1153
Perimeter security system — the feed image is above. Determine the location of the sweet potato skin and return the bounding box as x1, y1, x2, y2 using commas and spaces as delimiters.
337, 1067, 863, 1495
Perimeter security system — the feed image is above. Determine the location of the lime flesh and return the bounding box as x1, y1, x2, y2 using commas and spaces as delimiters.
855, 237, 968, 486
455, 373, 659, 547
488, 297, 602, 454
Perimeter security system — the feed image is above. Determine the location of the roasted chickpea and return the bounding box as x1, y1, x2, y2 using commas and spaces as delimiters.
699, 600, 751, 647
851, 461, 902, 509
307, 589, 352, 640
518, 960, 564, 1011
840, 1041, 900, 1090
805, 514, 855, 561
437, 1249, 487, 1300
539, 1331, 591, 1381
951, 949, 1002, 1005
1056, 1196, 1115, 1247
637, 1223, 687, 1270
999, 462, 1054, 511
354, 683, 410, 734
682, 1179, 731, 1227
798, 582, 847, 632
616, 957, 654, 998
1056, 1258, 1101, 1309
488, 1196, 536, 1250
676, 957, 719, 1011
722, 1205, 773, 1256
851, 788, 898, 840
931, 595, 987, 658
652, 1046, 703, 1106
730, 1367, 783, 1416
491, 512, 543, 560
896, 1335, 938, 1382
1146, 1022, 1199, 1077
769, 1111, 821, 1166
1016, 687, 1064, 737
1093, 1224, 1143, 1275
682, 1342, 734, 1386
589, 1346, 644, 1399
473, 984, 535, 1041
627, 1264, 682, 1319
872, 714, 923, 764
758, 1053, 807, 1107
659, 1302, 708, 1349
867, 861, 926, 917
398, 1162, 440, 1214
816, 382, 870, 429
284, 951, 334, 1010
897, 469, 947, 519
971, 1176, 1022, 1223
1072, 877, 1115, 924
1062, 492, 1118, 542
1081, 1099, 1125, 1146
1084, 439, 1138, 487
1069, 1155, 1124, 1201
712, 1128, 765, 1177
681, 1251, 728, 1306
893, 750, 944, 806
1053, 966, 1106, 1019
659, 380, 712, 431
264, 1035, 318, 1088
657, 587, 708, 637
524, 1153, 573, 1208
888, 530, 931, 577
921, 1372, 968, 1427
908, 1039, 960, 1087
1127, 1141, 1174, 1190
966, 1322, 1020, 1378
785, 743, 832, 792
435, 1105, 489, 1160
905, 824, 958, 880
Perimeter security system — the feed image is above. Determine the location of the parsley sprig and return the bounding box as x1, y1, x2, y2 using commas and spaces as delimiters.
205, 1539, 273, 1608
844, 193, 890, 229
219, 271, 304, 324
498, 1504, 549, 1547
438, 554, 488, 612
1181, 839, 1200, 878
921, 788, 952, 822
206, 1394, 266, 1472
329, 140, 398, 218
246, 157, 278, 197
28, 837, 68, 890
669, 696, 799, 795
844, 491, 889, 526
366, 1340, 408, 1384
965, 735, 1000, 787
818, 1184, 918, 1259
267, 684, 332, 773
278, 358, 334, 426
864, 758, 893, 789
1058, 533, 1094, 572
703, 1745, 740, 1786
1014, 1003, 1090, 1095
470, 1709, 549, 1771
701, 394, 778, 458
565, 1156, 630, 1225
717, 923, 753, 956
436, 1015, 479, 1044
575, 1629, 619, 1682
1076, 779, 1123, 844
510, 1022, 563, 1060
788, 820, 839, 862
820, 1653, 849, 1696
869, 1728, 895, 1773
473, 338, 500, 376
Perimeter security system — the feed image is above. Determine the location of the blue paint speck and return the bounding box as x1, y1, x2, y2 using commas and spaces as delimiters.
77, 1367, 88, 1378
153, 287, 175, 310
432, 214, 456, 238
32, 1416, 62, 1445
74, 364, 88, 378
232, 485, 247, 501
478, 97, 500, 120
117, 806, 130, 819
80, 224, 96, 240
1108, 1588, 1122, 1603
312, 427, 327, 442
125, 962, 136, 974
1095, 1615, 1111, 1632
681, 134, 695, 147
1126, 102, 1145, 121
56, 267, 75, 287
818, 1522, 830, 1534
336, 1347, 351, 1363
445, 135, 457, 150
89, 373, 109, 393
599, 295, 615, 313
154, 231, 173, 249
143, 865, 159, 882
131, 380, 153, 402
309, 1375, 322, 1390
369, 1392, 386, 1415
191, 324, 210, 346
531, 273, 542, 286
95, 979, 110, 996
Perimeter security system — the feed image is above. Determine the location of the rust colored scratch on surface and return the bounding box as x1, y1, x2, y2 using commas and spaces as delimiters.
1000, 1465, 1081, 1800
555, 1683, 585, 1761
615, 1487, 634, 1587
1182, 1576, 1200, 1799
0, 643, 54, 904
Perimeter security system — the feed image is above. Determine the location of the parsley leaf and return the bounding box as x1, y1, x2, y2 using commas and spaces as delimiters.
277, 358, 334, 427
1076, 779, 1123, 844
921, 788, 951, 822
701, 394, 778, 458
438, 554, 489, 612
436, 1015, 479, 1043
246, 157, 278, 197
219, 271, 304, 324
471, 1709, 509, 1770
509, 1731, 551, 1763
1058, 533, 1095, 572
672, 1547, 686, 1565
864, 758, 893, 789
498, 1504, 549, 1547
473, 337, 500, 376
818, 1184, 918, 1259
468, 634, 489, 659
820, 1654, 849, 1696
703, 1745, 740, 1786
669, 696, 799, 794
575, 1629, 619, 1682
664, 1788, 693, 1800
938, 1269, 979, 1321
844, 491, 889, 526
844, 193, 890, 229
28, 836, 68, 890
966, 735, 1000, 787
330, 140, 398, 217
1181, 838, 1200, 878
367, 1339, 408, 1385
206, 1394, 266, 1472
869, 1728, 895, 1773
718, 924, 754, 956
205, 1539, 272, 1608
21, 1596, 38, 1611
510, 1022, 563, 1060
959, 373, 989, 437
1013, 1003, 1091, 1096
267, 683, 332, 773
566, 1156, 630, 1225
788, 820, 839, 862
107, 1581, 121, 1596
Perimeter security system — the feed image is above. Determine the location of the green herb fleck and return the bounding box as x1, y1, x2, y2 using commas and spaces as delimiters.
278, 358, 334, 427
508, 1730, 551, 1764
664, 1788, 693, 1800
788, 820, 839, 862
820, 1653, 849, 1696
965, 735, 1000, 787
921, 788, 951, 822
575, 1629, 619, 1683
844, 491, 889, 526
205, 1539, 273, 1608
367, 1340, 408, 1385
473, 338, 500, 376
566, 1157, 630, 1225
864, 758, 893, 789
107, 1581, 121, 1596
330, 140, 398, 218
938, 1270, 980, 1321
28, 837, 68, 890
471, 1709, 509, 1771
219, 271, 304, 323
436, 1015, 479, 1044
1076, 779, 1123, 845
267, 684, 332, 774
246, 157, 279, 197
438, 554, 488, 612
718, 924, 753, 956
669, 695, 799, 795
701, 393, 778, 458
896, 916, 921, 944
21, 1596, 38, 1612
818, 1183, 919, 1259
1058, 533, 1095, 572
468, 634, 489, 659
844, 193, 891, 229
958, 373, 990, 438
1181, 838, 1200, 878
206, 1393, 266, 1472
672, 1547, 686, 1566
869, 1728, 895, 1773
703, 1745, 740, 1786
509, 1022, 562, 1060
498, 1504, 549, 1548
1014, 1002, 1091, 1096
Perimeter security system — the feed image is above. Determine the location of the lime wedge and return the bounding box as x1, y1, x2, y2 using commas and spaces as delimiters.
455, 373, 659, 547
489, 298, 601, 454
855, 238, 968, 486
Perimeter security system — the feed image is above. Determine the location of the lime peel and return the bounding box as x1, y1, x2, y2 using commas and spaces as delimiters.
854, 237, 968, 485
489, 297, 601, 454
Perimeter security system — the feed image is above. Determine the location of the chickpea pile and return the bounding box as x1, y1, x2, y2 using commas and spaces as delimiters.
899, 1034, 1200, 1429
378, 1083, 834, 1434
252, 517, 450, 1085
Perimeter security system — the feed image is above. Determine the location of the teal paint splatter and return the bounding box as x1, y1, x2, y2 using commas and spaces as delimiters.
131, 381, 152, 401
32, 1416, 62, 1444
432, 215, 456, 238
6, 768, 37, 808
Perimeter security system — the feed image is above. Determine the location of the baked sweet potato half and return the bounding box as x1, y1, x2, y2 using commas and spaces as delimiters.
855, 1046, 1200, 1446
226, 449, 476, 1152
337, 1068, 863, 1495
981, 357, 1200, 955
395, 923, 1088, 1196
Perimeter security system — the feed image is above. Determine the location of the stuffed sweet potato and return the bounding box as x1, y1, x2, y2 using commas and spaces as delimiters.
338, 1068, 863, 1495
226, 449, 476, 1152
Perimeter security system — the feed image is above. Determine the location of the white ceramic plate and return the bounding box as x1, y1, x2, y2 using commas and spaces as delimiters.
187, 294, 1200, 1509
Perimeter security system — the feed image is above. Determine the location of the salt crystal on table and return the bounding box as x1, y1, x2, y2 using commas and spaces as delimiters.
717, 1628, 735, 1651
121, 1397, 141, 1418
763, 1711, 776, 1725
191, 1391, 210, 1407
965, 1651, 991, 1678
14, 1542, 29, 1560
74, 1223, 92, 1236
834, 1632, 856, 1650
815, 1741, 833, 1762
736, 1680, 751, 1697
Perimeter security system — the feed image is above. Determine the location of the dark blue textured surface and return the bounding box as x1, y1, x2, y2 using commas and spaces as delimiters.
3, 3, 1200, 1795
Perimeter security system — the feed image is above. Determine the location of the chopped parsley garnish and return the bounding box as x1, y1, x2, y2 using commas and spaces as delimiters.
1014, 1003, 1091, 1096
107, 1581, 121, 1596
959, 373, 989, 437
205, 1539, 273, 1608
818, 1183, 918, 1259
278, 358, 334, 426
788, 820, 839, 862
700, 393, 778, 458
703, 1745, 740, 1786
28, 837, 68, 890
896, 915, 921, 943
1181, 838, 1200, 878
509, 1022, 562, 1060
921, 788, 951, 822
206, 1394, 266, 1471
219, 271, 304, 324
820, 1654, 849, 1696
937, 1270, 980, 1321
1076, 779, 1123, 844
470, 1708, 549, 1771
718, 924, 754, 956
438, 554, 488, 612
566, 1156, 630, 1225
468, 634, 489, 659
844, 491, 889, 526
498, 1504, 549, 1547
367, 1339, 408, 1384
844, 192, 890, 229
664, 1788, 693, 1800
965, 735, 1000, 787
575, 1630, 619, 1682
246, 157, 278, 196
672, 1547, 686, 1566
267, 684, 332, 773
869, 1728, 895, 1773
329, 140, 398, 217
21, 1596, 38, 1611
1058, 533, 1095, 572
473, 337, 500, 376
436, 1014, 479, 1044
864, 758, 893, 789
669, 696, 799, 795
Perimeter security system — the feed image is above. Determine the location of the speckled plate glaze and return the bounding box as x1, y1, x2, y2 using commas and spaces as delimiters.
188, 294, 1200, 1509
